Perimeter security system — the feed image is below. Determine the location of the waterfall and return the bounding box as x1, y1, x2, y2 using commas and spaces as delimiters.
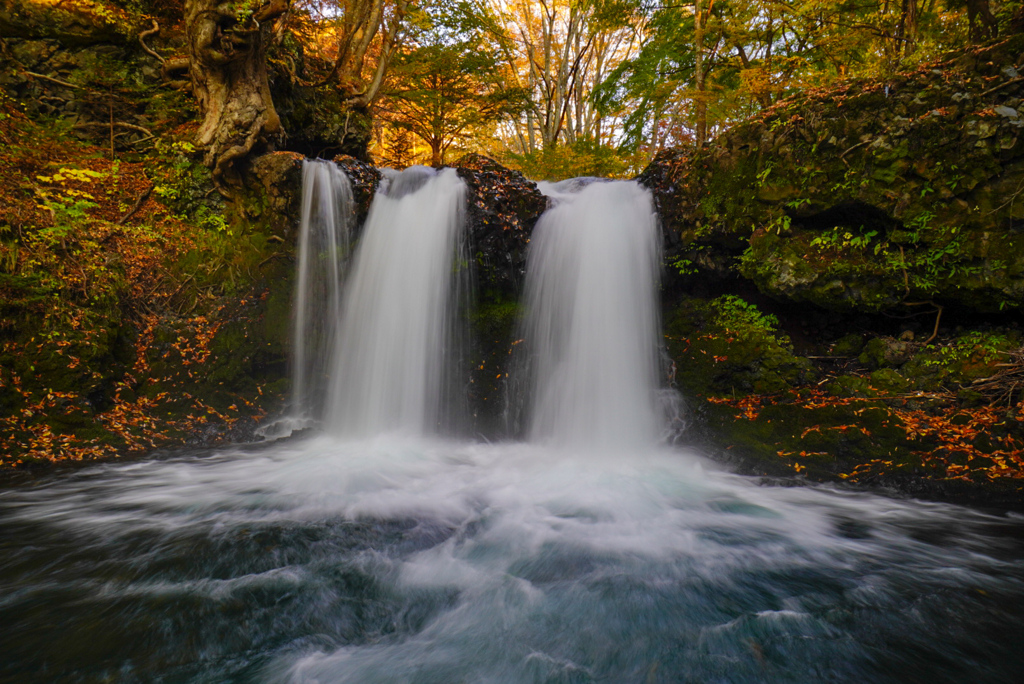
289, 159, 354, 427
521, 179, 662, 447
326, 166, 468, 437
6, 168, 1024, 684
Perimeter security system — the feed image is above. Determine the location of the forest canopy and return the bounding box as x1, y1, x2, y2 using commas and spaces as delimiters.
10, 0, 1022, 178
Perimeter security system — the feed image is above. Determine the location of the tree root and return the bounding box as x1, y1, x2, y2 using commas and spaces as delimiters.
210, 114, 269, 194
25, 71, 86, 91
117, 185, 154, 225
139, 20, 164, 64
73, 121, 155, 138
969, 347, 1024, 406
901, 300, 944, 345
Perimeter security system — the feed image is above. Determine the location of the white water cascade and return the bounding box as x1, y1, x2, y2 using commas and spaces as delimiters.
521, 179, 663, 447
288, 159, 354, 427
326, 166, 467, 437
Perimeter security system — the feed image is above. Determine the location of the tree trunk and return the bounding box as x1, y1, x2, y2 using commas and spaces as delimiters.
895, 0, 918, 58
184, 0, 289, 189
430, 139, 442, 168
966, 0, 998, 43
694, 0, 708, 147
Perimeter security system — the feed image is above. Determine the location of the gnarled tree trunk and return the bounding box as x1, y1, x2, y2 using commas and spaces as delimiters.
184, 0, 290, 189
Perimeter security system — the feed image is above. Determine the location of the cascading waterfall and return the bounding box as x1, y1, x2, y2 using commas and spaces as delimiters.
521, 179, 663, 447
288, 159, 353, 427
326, 166, 467, 437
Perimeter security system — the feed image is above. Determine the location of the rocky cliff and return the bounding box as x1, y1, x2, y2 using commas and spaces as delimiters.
639, 36, 1024, 508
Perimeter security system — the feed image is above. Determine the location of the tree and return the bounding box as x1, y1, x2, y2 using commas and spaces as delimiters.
380, 40, 527, 166
595, 0, 994, 157
184, 0, 291, 189
485, 0, 644, 153
371, 1, 528, 166
293, 0, 413, 105
965, 0, 998, 42
182, 0, 413, 187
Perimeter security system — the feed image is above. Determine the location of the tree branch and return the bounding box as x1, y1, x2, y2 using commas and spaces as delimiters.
25, 71, 86, 91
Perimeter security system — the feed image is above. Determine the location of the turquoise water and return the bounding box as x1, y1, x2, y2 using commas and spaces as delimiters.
2, 437, 1022, 683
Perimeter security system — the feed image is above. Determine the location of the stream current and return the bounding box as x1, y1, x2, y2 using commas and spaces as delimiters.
2, 438, 1023, 682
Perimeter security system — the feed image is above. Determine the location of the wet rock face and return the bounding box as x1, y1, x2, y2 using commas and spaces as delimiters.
248, 151, 305, 240
326, 153, 547, 297
332, 154, 383, 227
639, 35, 1024, 314
455, 154, 547, 298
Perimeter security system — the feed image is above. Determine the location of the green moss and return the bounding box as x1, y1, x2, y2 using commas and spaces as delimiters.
262, 274, 294, 350
920, 329, 1021, 384
869, 368, 910, 393
666, 295, 815, 396
702, 397, 917, 480
650, 50, 1024, 315
832, 333, 865, 357
858, 337, 911, 369
827, 375, 872, 397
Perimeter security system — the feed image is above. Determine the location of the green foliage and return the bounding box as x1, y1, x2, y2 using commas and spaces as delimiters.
503, 138, 634, 181
380, 2, 529, 166
592, 2, 699, 152
709, 295, 780, 336
810, 227, 879, 251
38, 198, 100, 245
927, 331, 1017, 368
671, 257, 698, 276
150, 140, 220, 218
195, 206, 233, 235
233, 0, 264, 22
595, 0, 990, 153
665, 294, 812, 396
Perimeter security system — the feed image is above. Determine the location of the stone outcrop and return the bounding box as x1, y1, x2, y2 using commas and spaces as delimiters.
640, 35, 1024, 314
454, 153, 547, 299
638, 38, 1024, 509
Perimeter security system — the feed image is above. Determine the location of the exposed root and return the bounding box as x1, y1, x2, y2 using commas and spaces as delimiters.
139, 19, 164, 64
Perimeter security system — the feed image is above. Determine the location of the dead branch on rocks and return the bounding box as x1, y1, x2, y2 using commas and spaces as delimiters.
969, 347, 1024, 405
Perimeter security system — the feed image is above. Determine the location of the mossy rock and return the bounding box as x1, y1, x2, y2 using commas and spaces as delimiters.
827, 375, 873, 398
641, 35, 1024, 314
666, 295, 816, 396
869, 368, 910, 393
831, 333, 865, 357
697, 397, 919, 481
859, 337, 911, 369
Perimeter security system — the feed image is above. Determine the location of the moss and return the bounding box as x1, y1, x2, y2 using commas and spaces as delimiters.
909, 329, 1022, 386
832, 333, 865, 357
701, 397, 917, 481
666, 295, 815, 396
471, 298, 520, 339
261, 273, 294, 351
957, 388, 986, 407
644, 43, 1024, 315
467, 295, 522, 435
870, 368, 910, 393
858, 337, 911, 369
900, 356, 950, 390
827, 375, 872, 397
